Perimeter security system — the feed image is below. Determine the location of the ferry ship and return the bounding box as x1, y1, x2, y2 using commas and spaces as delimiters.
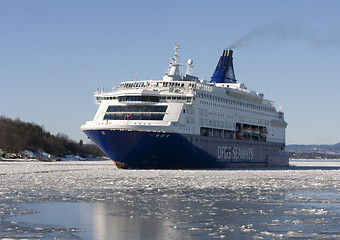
81, 45, 288, 169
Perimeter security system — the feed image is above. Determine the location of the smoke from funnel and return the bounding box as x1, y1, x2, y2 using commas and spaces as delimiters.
228, 21, 340, 49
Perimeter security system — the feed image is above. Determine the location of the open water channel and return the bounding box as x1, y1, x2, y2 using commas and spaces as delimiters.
1, 160, 340, 239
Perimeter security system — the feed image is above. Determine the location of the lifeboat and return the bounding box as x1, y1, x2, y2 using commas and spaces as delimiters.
252, 126, 260, 136
236, 131, 243, 139
243, 125, 252, 134
260, 127, 268, 136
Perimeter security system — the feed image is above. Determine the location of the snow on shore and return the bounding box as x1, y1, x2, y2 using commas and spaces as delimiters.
0, 149, 109, 162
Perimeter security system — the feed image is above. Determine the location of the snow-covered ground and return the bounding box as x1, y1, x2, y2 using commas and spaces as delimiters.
0, 149, 109, 162
0, 160, 340, 239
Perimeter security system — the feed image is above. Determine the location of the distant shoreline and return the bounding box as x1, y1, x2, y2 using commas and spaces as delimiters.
0, 149, 109, 162
0, 156, 110, 162
0, 116, 105, 159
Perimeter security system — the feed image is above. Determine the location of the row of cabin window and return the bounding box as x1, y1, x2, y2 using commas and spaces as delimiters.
158, 82, 186, 87
238, 116, 270, 127
183, 106, 195, 114
96, 96, 116, 101
106, 105, 168, 113
104, 113, 165, 121
160, 96, 193, 103
160, 96, 186, 100
186, 117, 195, 124
200, 127, 235, 138
118, 96, 160, 102
98, 95, 192, 103
199, 119, 235, 129
196, 92, 275, 112
120, 82, 148, 88
120, 82, 192, 88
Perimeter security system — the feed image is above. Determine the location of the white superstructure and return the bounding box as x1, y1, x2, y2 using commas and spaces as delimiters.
83, 47, 286, 143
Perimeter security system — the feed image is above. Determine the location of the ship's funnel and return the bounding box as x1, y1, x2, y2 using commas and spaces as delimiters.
210, 49, 236, 83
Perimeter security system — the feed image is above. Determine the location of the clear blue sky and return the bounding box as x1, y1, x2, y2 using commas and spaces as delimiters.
1, 0, 340, 145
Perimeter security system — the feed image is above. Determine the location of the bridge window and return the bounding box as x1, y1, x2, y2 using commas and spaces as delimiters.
104, 105, 167, 121
104, 113, 165, 121
118, 95, 160, 102
106, 105, 167, 113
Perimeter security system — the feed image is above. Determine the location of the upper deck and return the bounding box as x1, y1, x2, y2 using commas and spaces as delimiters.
94, 79, 195, 104
94, 78, 275, 110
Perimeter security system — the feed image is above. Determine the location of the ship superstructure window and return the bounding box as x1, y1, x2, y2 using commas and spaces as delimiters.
118, 96, 160, 102
160, 96, 191, 102
106, 105, 167, 113
104, 113, 164, 121
95, 96, 117, 103
196, 91, 276, 113
104, 105, 167, 121
120, 82, 147, 88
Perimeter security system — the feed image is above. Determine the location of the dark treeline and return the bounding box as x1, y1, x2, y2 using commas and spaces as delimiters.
0, 116, 104, 157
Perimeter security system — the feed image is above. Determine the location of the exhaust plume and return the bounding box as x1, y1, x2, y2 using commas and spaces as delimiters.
228, 21, 340, 49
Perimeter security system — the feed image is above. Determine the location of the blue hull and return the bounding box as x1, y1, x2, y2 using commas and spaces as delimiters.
83, 129, 288, 169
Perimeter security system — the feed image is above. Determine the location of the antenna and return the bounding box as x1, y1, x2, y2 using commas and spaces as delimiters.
167, 43, 182, 79
173, 43, 181, 64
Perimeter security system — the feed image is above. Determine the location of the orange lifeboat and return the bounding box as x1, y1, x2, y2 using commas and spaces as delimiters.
252, 126, 260, 135
236, 131, 243, 139
260, 127, 268, 136
243, 125, 252, 134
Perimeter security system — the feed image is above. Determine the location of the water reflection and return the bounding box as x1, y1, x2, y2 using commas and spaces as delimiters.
83, 203, 189, 240
12, 202, 191, 240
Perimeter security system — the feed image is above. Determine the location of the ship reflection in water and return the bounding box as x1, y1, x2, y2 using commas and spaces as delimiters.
80, 202, 190, 239
13, 202, 190, 239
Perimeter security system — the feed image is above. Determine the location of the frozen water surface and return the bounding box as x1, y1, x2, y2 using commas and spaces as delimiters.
1, 160, 340, 239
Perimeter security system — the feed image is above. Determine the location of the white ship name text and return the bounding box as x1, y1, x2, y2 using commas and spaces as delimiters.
217, 146, 254, 160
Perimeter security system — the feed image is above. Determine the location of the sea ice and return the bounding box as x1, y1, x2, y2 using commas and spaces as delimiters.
0, 160, 340, 239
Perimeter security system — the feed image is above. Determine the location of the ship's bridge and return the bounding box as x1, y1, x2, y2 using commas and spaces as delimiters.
94, 79, 196, 104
